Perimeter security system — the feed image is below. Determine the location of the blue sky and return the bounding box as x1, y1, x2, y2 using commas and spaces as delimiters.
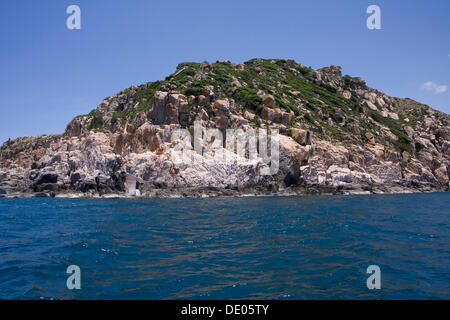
0, 0, 448, 144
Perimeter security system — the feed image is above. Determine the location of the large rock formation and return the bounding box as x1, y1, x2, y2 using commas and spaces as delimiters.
1, 58, 449, 198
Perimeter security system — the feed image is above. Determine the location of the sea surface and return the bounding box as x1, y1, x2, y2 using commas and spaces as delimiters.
0, 193, 449, 300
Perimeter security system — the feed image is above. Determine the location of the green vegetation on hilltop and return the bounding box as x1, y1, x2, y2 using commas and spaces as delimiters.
233, 87, 262, 113
74, 58, 441, 155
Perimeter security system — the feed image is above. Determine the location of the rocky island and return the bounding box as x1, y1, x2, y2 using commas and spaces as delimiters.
1, 58, 449, 198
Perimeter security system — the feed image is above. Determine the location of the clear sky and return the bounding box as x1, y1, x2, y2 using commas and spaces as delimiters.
0, 0, 448, 144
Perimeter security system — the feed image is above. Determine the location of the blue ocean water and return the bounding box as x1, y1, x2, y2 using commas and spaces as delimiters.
0, 193, 449, 300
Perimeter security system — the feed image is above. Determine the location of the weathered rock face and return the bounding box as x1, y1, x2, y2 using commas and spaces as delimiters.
262, 94, 275, 108
291, 129, 311, 146
0, 58, 449, 197
151, 91, 169, 124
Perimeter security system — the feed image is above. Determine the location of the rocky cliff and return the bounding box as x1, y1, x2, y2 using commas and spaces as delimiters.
1, 58, 449, 198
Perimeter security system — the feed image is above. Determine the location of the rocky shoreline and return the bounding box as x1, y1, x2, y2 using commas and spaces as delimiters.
1, 59, 449, 198
0, 184, 445, 199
